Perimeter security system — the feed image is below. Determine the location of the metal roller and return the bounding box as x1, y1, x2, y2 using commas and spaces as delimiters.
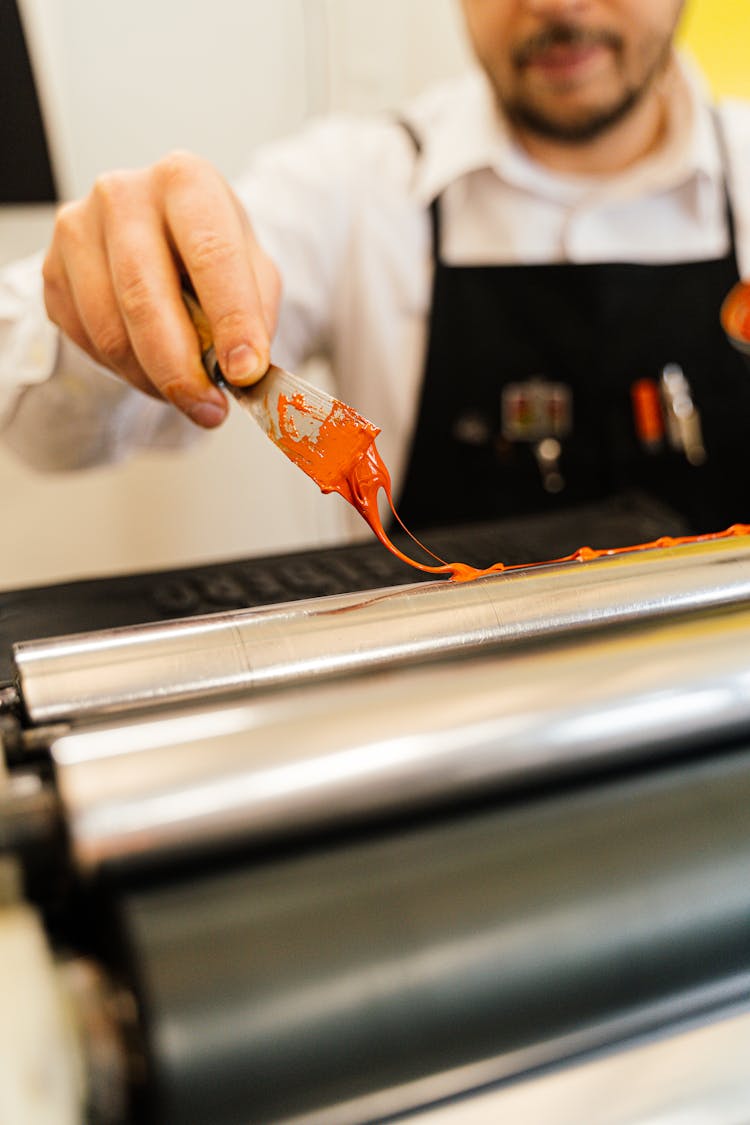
50, 600, 750, 877
14, 534, 750, 724
117, 746, 750, 1125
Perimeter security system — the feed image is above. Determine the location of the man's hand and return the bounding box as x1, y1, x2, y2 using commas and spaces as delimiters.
42, 151, 281, 427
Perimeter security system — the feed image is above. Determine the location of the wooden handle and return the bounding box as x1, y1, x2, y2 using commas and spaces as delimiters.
181, 284, 223, 384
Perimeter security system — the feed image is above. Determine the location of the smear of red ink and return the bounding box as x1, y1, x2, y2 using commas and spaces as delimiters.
273, 392, 380, 491
272, 390, 750, 582
273, 390, 477, 578
721, 280, 750, 347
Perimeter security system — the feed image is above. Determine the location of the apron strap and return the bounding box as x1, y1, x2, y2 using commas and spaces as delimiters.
712, 108, 741, 268
397, 117, 443, 266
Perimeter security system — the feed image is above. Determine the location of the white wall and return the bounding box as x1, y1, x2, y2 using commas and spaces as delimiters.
1, 0, 471, 589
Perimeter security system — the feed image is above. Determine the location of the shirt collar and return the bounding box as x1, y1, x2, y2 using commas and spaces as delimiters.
410, 51, 725, 209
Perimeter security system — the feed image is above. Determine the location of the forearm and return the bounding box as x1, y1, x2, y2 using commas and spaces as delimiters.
3, 339, 196, 472
0, 254, 195, 470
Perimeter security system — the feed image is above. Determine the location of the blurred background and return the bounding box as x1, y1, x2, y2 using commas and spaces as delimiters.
1, 0, 748, 588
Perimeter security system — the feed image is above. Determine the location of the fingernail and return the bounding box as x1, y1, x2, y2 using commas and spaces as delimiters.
188, 399, 227, 428
225, 343, 263, 384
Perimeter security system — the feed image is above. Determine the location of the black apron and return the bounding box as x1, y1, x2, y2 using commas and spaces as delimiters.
397, 123, 750, 536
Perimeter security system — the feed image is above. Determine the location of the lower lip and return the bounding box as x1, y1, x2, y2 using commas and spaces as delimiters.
526, 43, 609, 80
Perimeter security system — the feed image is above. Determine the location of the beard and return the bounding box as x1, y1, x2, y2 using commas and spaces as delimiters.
497, 21, 674, 144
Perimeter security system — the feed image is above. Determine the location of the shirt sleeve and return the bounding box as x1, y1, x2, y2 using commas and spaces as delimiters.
0, 116, 376, 470
0, 252, 196, 470
0, 252, 57, 425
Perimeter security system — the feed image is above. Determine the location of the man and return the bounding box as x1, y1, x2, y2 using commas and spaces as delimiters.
2, 0, 749, 535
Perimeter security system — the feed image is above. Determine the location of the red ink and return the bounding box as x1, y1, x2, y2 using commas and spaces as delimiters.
273, 392, 381, 492
342, 444, 750, 582
274, 389, 750, 582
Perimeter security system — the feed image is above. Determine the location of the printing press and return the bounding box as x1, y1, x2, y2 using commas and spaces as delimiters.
2, 495, 750, 1125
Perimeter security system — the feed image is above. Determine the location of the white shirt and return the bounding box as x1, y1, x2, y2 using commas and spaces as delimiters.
3, 52, 750, 502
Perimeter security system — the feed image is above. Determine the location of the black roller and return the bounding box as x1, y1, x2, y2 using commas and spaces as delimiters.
118, 746, 750, 1125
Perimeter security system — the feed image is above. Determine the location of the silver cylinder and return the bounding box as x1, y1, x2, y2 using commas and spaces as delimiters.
50, 600, 750, 877
15, 535, 750, 724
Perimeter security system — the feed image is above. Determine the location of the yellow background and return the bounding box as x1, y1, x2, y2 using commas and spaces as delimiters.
679, 0, 750, 97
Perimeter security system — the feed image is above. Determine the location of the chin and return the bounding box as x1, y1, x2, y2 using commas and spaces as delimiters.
505, 86, 642, 145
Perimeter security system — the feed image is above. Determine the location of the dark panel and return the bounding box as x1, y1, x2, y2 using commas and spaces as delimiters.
0, 0, 57, 202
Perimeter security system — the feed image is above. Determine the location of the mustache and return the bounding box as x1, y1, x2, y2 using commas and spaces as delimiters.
512, 22, 623, 68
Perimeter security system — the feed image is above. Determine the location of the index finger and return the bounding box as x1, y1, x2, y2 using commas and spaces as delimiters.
97, 168, 229, 424
160, 153, 271, 386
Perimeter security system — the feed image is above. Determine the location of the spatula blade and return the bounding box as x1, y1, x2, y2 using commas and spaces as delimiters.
227, 365, 381, 492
